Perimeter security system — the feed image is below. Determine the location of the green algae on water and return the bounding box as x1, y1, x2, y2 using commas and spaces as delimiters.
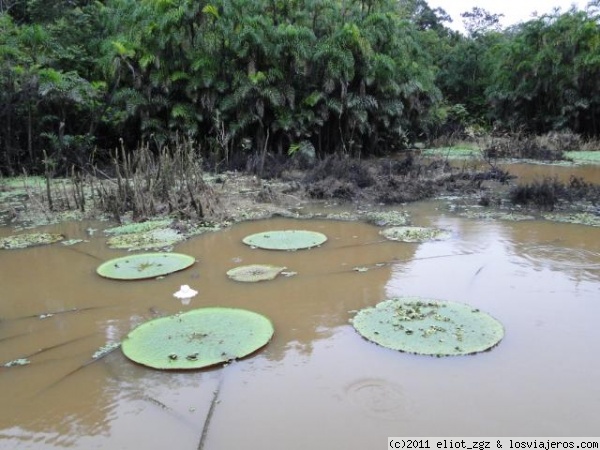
96, 252, 195, 280
121, 308, 274, 370
351, 297, 504, 357
0, 232, 64, 249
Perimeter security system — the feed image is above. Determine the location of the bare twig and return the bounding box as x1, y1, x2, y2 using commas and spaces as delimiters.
198, 371, 225, 450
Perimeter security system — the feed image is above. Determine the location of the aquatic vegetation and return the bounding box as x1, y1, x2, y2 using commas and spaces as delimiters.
0, 232, 64, 249
325, 211, 360, 222
106, 228, 185, 251
542, 212, 600, 227
243, 230, 327, 250
380, 226, 450, 243
103, 220, 219, 251
454, 208, 536, 222
96, 252, 195, 280
351, 297, 504, 357
121, 308, 274, 370
226, 264, 287, 282
362, 210, 411, 227
104, 220, 172, 235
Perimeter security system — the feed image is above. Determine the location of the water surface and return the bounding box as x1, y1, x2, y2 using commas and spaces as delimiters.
1, 202, 599, 449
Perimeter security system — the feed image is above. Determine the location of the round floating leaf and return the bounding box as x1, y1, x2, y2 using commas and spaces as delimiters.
380, 226, 450, 243
227, 264, 286, 282
96, 252, 195, 280
242, 230, 327, 251
0, 233, 64, 249
121, 307, 274, 370
351, 297, 504, 357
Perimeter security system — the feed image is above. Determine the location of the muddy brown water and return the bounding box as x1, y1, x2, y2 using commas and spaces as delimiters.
1, 190, 600, 448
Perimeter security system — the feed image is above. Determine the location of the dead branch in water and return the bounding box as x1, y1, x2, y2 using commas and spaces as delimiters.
198, 371, 225, 450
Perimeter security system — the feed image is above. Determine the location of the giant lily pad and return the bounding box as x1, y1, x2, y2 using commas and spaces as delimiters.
227, 264, 286, 282
242, 230, 327, 250
380, 226, 450, 243
121, 308, 274, 369
351, 297, 504, 357
96, 252, 195, 280
0, 232, 64, 249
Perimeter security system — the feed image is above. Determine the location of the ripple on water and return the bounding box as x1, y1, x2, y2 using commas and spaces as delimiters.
344, 378, 412, 421
517, 244, 600, 279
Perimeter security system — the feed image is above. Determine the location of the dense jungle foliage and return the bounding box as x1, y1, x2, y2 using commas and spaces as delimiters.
1, 0, 599, 175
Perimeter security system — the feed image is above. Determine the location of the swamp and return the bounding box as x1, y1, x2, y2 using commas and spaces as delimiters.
2, 0, 600, 447
1, 156, 600, 448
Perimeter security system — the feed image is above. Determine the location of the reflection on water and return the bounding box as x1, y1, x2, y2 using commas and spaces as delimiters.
501, 162, 600, 184
1, 206, 600, 448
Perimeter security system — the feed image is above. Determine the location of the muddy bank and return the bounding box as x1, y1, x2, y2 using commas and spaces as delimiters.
2, 148, 600, 236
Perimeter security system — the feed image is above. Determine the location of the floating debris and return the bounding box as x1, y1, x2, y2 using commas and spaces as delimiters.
3, 358, 31, 368
92, 342, 121, 359
61, 239, 86, 246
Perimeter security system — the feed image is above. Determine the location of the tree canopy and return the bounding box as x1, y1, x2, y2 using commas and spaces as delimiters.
0, 0, 599, 174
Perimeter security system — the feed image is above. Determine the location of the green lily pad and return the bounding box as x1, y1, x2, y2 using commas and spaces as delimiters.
96, 252, 195, 280
351, 298, 504, 357
121, 308, 274, 370
380, 226, 450, 243
0, 233, 64, 249
227, 264, 287, 282
242, 230, 327, 250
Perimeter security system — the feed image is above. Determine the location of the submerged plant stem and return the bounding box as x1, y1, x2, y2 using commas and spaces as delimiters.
198, 371, 225, 450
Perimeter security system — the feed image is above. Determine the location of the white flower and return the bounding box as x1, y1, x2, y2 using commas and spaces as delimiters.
173, 285, 198, 300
